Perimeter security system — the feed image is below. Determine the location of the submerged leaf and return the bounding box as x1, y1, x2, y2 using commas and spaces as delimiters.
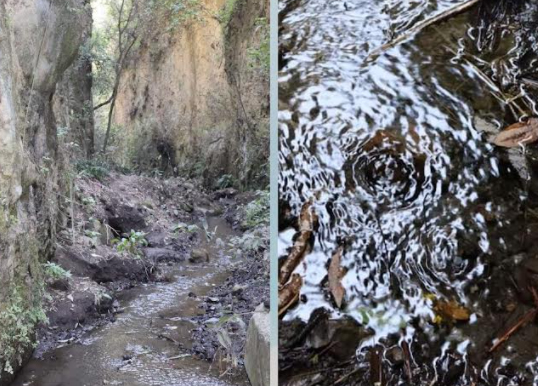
493, 118, 538, 148
434, 299, 470, 322
328, 246, 347, 308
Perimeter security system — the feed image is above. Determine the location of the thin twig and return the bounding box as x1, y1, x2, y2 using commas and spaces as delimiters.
489, 308, 537, 353
365, 0, 480, 62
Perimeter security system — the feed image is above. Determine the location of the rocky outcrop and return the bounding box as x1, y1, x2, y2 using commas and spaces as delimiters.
245, 303, 270, 386
112, 0, 269, 188
53, 26, 95, 159
0, 0, 91, 383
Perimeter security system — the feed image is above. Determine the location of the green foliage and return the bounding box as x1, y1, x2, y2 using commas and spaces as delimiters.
247, 18, 269, 71
113, 230, 148, 257
201, 219, 217, 242
172, 222, 199, 233
84, 29, 115, 103
93, 290, 112, 307
216, 174, 235, 189
85, 230, 102, 247
155, 0, 202, 30
81, 195, 97, 207
0, 286, 47, 376
243, 190, 269, 228
229, 228, 268, 257
217, 0, 239, 27
43, 262, 72, 280
211, 313, 246, 369
75, 159, 110, 181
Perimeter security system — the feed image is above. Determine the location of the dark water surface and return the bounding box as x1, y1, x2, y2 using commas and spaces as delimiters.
279, 0, 538, 384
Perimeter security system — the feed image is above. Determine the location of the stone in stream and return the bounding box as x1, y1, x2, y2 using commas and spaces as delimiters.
189, 248, 210, 263
143, 247, 184, 262
244, 303, 270, 386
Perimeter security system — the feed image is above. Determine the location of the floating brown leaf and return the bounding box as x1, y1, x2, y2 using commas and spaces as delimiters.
434, 299, 470, 322
493, 118, 538, 148
328, 246, 347, 308
278, 274, 303, 317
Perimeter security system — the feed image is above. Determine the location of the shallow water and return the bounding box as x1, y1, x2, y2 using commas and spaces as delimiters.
12, 216, 248, 386
279, 0, 538, 384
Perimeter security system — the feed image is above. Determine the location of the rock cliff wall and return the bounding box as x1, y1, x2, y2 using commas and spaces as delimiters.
0, 0, 90, 382
113, 0, 269, 188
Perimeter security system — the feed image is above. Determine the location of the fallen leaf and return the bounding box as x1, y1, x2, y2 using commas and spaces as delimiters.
434, 299, 470, 322
279, 201, 317, 285
493, 118, 538, 148
298, 200, 318, 232
279, 231, 311, 285
278, 274, 302, 317
328, 246, 347, 308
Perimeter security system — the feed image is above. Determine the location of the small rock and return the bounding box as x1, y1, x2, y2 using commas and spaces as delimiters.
189, 248, 210, 263
144, 247, 183, 262
207, 297, 220, 303
232, 284, 246, 295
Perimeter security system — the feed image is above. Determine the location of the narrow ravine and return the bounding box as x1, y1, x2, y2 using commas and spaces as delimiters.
9, 173, 267, 386
0, 1, 269, 384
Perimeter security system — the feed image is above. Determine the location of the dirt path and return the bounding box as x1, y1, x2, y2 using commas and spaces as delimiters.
10, 173, 268, 386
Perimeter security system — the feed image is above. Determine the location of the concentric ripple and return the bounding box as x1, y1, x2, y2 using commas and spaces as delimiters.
279, 0, 538, 384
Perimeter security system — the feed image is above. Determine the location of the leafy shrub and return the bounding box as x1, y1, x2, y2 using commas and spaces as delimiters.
229, 228, 268, 257
211, 313, 246, 370
0, 287, 47, 376
75, 160, 110, 181
216, 174, 235, 189
43, 262, 72, 280
243, 190, 269, 228
247, 18, 269, 71
113, 230, 148, 257
217, 0, 239, 27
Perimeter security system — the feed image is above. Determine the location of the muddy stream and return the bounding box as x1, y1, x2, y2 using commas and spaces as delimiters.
13, 216, 249, 386
279, 0, 538, 385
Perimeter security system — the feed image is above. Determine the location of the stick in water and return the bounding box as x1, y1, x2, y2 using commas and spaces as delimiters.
365, 0, 481, 61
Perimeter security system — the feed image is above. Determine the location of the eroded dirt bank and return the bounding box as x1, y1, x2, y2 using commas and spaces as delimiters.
10, 171, 268, 386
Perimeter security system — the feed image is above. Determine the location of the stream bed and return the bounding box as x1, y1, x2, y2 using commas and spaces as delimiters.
12, 216, 249, 386
279, 0, 538, 385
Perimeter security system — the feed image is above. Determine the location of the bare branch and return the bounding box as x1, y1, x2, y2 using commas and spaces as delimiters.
93, 95, 114, 111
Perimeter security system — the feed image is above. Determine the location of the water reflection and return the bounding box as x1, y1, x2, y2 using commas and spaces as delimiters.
280, 0, 538, 384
